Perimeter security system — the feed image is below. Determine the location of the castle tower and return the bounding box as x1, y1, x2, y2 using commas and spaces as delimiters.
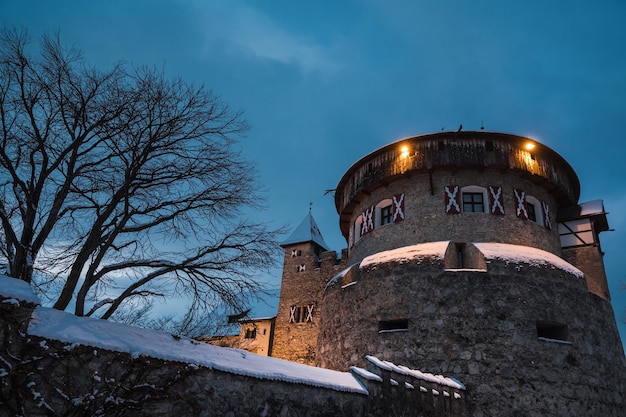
271, 211, 347, 364
316, 131, 625, 415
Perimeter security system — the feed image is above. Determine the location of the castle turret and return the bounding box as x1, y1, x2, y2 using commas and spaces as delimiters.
315, 131, 625, 415
271, 212, 347, 364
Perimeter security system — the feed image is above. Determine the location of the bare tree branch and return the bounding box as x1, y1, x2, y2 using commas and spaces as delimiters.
0, 27, 282, 334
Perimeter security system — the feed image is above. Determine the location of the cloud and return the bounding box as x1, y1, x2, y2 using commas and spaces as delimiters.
195, 4, 341, 74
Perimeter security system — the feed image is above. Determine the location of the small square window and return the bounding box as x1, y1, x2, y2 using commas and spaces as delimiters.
462, 192, 484, 213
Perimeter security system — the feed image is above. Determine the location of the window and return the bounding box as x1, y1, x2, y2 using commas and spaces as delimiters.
291, 249, 302, 257
353, 215, 363, 243
525, 195, 544, 225
461, 186, 487, 213
380, 204, 393, 225
296, 264, 306, 272
463, 193, 484, 213
244, 328, 257, 339
289, 304, 314, 323
537, 321, 569, 343
378, 319, 409, 333
527, 202, 537, 222
376, 198, 393, 227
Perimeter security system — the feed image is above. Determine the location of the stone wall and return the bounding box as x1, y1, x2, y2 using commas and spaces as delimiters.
271, 244, 348, 364
562, 245, 610, 300
0, 292, 467, 417
347, 169, 562, 264
317, 251, 626, 416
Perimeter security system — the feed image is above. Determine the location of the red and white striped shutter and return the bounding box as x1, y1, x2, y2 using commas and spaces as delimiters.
488, 186, 505, 215
392, 193, 405, 222
361, 205, 375, 235
514, 188, 528, 219
445, 185, 461, 214
542, 201, 552, 230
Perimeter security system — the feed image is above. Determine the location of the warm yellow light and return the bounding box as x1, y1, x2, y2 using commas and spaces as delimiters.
400, 145, 410, 158
525, 142, 536, 151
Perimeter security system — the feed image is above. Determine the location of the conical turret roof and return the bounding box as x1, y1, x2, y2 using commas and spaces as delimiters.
281, 212, 330, 251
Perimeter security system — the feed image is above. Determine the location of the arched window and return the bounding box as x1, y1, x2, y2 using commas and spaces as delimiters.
525, 195, 544, 225
376, 198, 393, 227
353, 215, 363, 243
461, 186, 487, 213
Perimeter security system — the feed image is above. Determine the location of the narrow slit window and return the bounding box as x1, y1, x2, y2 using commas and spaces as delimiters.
537, 321, 569, 343
378, 319, 409, 333
380, 204, 393, 225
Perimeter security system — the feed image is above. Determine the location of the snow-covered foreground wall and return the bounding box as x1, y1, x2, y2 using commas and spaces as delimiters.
0, 276, 467, 417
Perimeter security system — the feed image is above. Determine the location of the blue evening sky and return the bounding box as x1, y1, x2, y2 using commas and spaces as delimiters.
2, 0, 625, 349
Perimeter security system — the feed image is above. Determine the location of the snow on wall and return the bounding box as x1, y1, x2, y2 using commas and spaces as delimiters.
365, 355, 465, 390
359, 241, 449, 269
0, 275, 41, 305
325, 263, 359, 289
357, 241, 583, 278
473, 242, 584, 278
27, 307, 367, 394
0, 275, 365, 394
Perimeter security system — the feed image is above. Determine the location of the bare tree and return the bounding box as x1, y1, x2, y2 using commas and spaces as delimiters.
0, 28, 281, 324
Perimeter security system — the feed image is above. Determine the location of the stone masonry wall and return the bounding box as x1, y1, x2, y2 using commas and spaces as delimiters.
271, 244, 348, 364
348, 169, 562, 264
0, 293, 467, 417
562, 245, 610, 300
317, 255, 626, 417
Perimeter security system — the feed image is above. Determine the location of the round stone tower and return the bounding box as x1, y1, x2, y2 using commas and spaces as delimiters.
316, 131, 625, 416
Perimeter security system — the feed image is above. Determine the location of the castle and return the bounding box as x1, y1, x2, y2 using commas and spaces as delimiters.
1, 130, 624, 416
253, 130, 625, 415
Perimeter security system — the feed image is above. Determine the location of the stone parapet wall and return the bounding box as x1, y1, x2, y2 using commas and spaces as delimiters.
317, 251, 626, 416
0, 293, 466, 417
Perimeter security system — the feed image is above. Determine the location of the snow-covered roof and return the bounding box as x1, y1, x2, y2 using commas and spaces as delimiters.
579, 199, 605, 216
0, 275, 41, 305
241, 288, 279, 321
281, 212, 330, 251
211, 288, 280, 337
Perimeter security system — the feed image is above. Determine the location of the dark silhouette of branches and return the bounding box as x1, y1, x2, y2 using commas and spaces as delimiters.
0, 28, 281, 328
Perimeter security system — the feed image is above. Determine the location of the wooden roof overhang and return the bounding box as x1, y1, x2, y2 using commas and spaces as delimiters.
335, 131, 581, 240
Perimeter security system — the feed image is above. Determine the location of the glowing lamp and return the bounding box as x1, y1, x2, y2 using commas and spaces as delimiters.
525, 142, 536, 151
400, 145, 410, 158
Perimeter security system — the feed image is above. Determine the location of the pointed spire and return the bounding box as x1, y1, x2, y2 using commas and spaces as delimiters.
281, 211, 330, 251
